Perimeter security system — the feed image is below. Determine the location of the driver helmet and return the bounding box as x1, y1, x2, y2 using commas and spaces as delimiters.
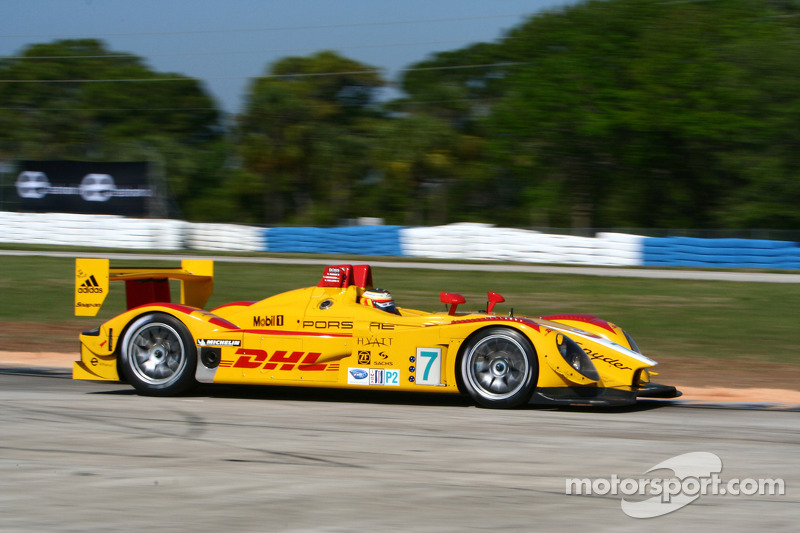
361, 288, 399, 315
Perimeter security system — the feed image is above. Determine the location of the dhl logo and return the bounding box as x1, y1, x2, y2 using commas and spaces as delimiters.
220, 348, 338, 372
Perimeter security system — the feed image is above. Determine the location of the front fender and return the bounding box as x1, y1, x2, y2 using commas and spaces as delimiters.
537, 319, 656, 388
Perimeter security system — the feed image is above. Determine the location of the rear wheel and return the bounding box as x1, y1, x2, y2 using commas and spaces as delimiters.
120, 313, 197, 396
459, 327, 538, 408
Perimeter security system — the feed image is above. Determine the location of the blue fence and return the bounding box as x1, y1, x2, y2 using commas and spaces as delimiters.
265, 226, 405, 256
642, 237, 800, 269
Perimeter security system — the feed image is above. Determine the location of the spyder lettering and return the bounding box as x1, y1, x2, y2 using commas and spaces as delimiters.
583, 348, 632, 371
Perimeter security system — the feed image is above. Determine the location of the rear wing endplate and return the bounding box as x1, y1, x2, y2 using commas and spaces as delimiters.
75, 258, 213, 317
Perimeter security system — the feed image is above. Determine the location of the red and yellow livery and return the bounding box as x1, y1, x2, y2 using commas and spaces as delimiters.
73, 259, 679, 408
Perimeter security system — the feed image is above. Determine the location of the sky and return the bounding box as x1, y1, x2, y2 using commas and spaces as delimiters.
0, 0, 582, 114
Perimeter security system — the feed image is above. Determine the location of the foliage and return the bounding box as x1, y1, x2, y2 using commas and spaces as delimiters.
0, 39, 225, 217
4, 1, 800, 229
403, 0, 800, 228
236, 51, 384, 224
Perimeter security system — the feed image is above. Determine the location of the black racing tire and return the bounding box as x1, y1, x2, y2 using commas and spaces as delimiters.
119, 313, 197, 396
459, 327, 538, 408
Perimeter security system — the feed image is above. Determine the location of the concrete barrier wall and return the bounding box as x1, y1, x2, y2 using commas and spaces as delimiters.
186, 222, 264, 252
1, 212, 798, 269
399, 224, 643, 266
0, 212, 186, 250
0, 212, 259, 252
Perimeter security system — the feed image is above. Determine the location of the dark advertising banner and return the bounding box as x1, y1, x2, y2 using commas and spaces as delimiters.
15, 161, 152, 216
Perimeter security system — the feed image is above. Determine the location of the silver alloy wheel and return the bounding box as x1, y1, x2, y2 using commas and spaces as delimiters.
126, 321, 187, 386
465, 334, 530, 400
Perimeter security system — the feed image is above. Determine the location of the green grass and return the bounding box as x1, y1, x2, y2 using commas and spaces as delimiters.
1, 255, 799, 364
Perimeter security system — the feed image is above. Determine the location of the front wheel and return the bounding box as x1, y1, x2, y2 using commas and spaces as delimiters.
459, 327, 538, 408
120, 313, 197, 396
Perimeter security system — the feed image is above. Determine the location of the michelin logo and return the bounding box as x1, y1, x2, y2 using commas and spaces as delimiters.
197, 339, 241, 347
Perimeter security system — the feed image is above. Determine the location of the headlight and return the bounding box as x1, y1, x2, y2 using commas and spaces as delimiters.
623, 330, 641, 353
557, 334, 600, 381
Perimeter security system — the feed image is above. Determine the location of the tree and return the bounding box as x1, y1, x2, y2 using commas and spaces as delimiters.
398, 0, 800, 229
0, 39, 224, 217
236, 51, 385, 224
362, 114, 458, 225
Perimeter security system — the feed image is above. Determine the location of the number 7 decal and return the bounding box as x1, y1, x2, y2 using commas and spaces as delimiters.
415, 347, 442, 386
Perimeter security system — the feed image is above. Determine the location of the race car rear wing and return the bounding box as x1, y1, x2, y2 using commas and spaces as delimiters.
74, 258, 213, 317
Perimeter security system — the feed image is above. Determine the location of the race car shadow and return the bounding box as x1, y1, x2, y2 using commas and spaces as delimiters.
196, 384, 671, 412
532, 399, 673, 413
85, 382, 671, 412
199, 383, 475, 408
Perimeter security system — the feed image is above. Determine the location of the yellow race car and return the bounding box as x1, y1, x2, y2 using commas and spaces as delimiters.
73, 259, 679, 408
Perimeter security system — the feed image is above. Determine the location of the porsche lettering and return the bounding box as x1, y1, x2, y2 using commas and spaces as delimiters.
302, 320, 353, 329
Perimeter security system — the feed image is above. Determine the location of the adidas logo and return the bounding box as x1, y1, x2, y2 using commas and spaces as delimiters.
77, 275, 103, 294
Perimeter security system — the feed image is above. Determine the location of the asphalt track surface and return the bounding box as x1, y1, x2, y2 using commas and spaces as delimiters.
1, 371, 797, 532
2, 250, 798, 531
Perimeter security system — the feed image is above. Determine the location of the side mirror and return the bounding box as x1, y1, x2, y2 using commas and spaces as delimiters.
487, 292, 506, 315
440, 292, 466, 315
